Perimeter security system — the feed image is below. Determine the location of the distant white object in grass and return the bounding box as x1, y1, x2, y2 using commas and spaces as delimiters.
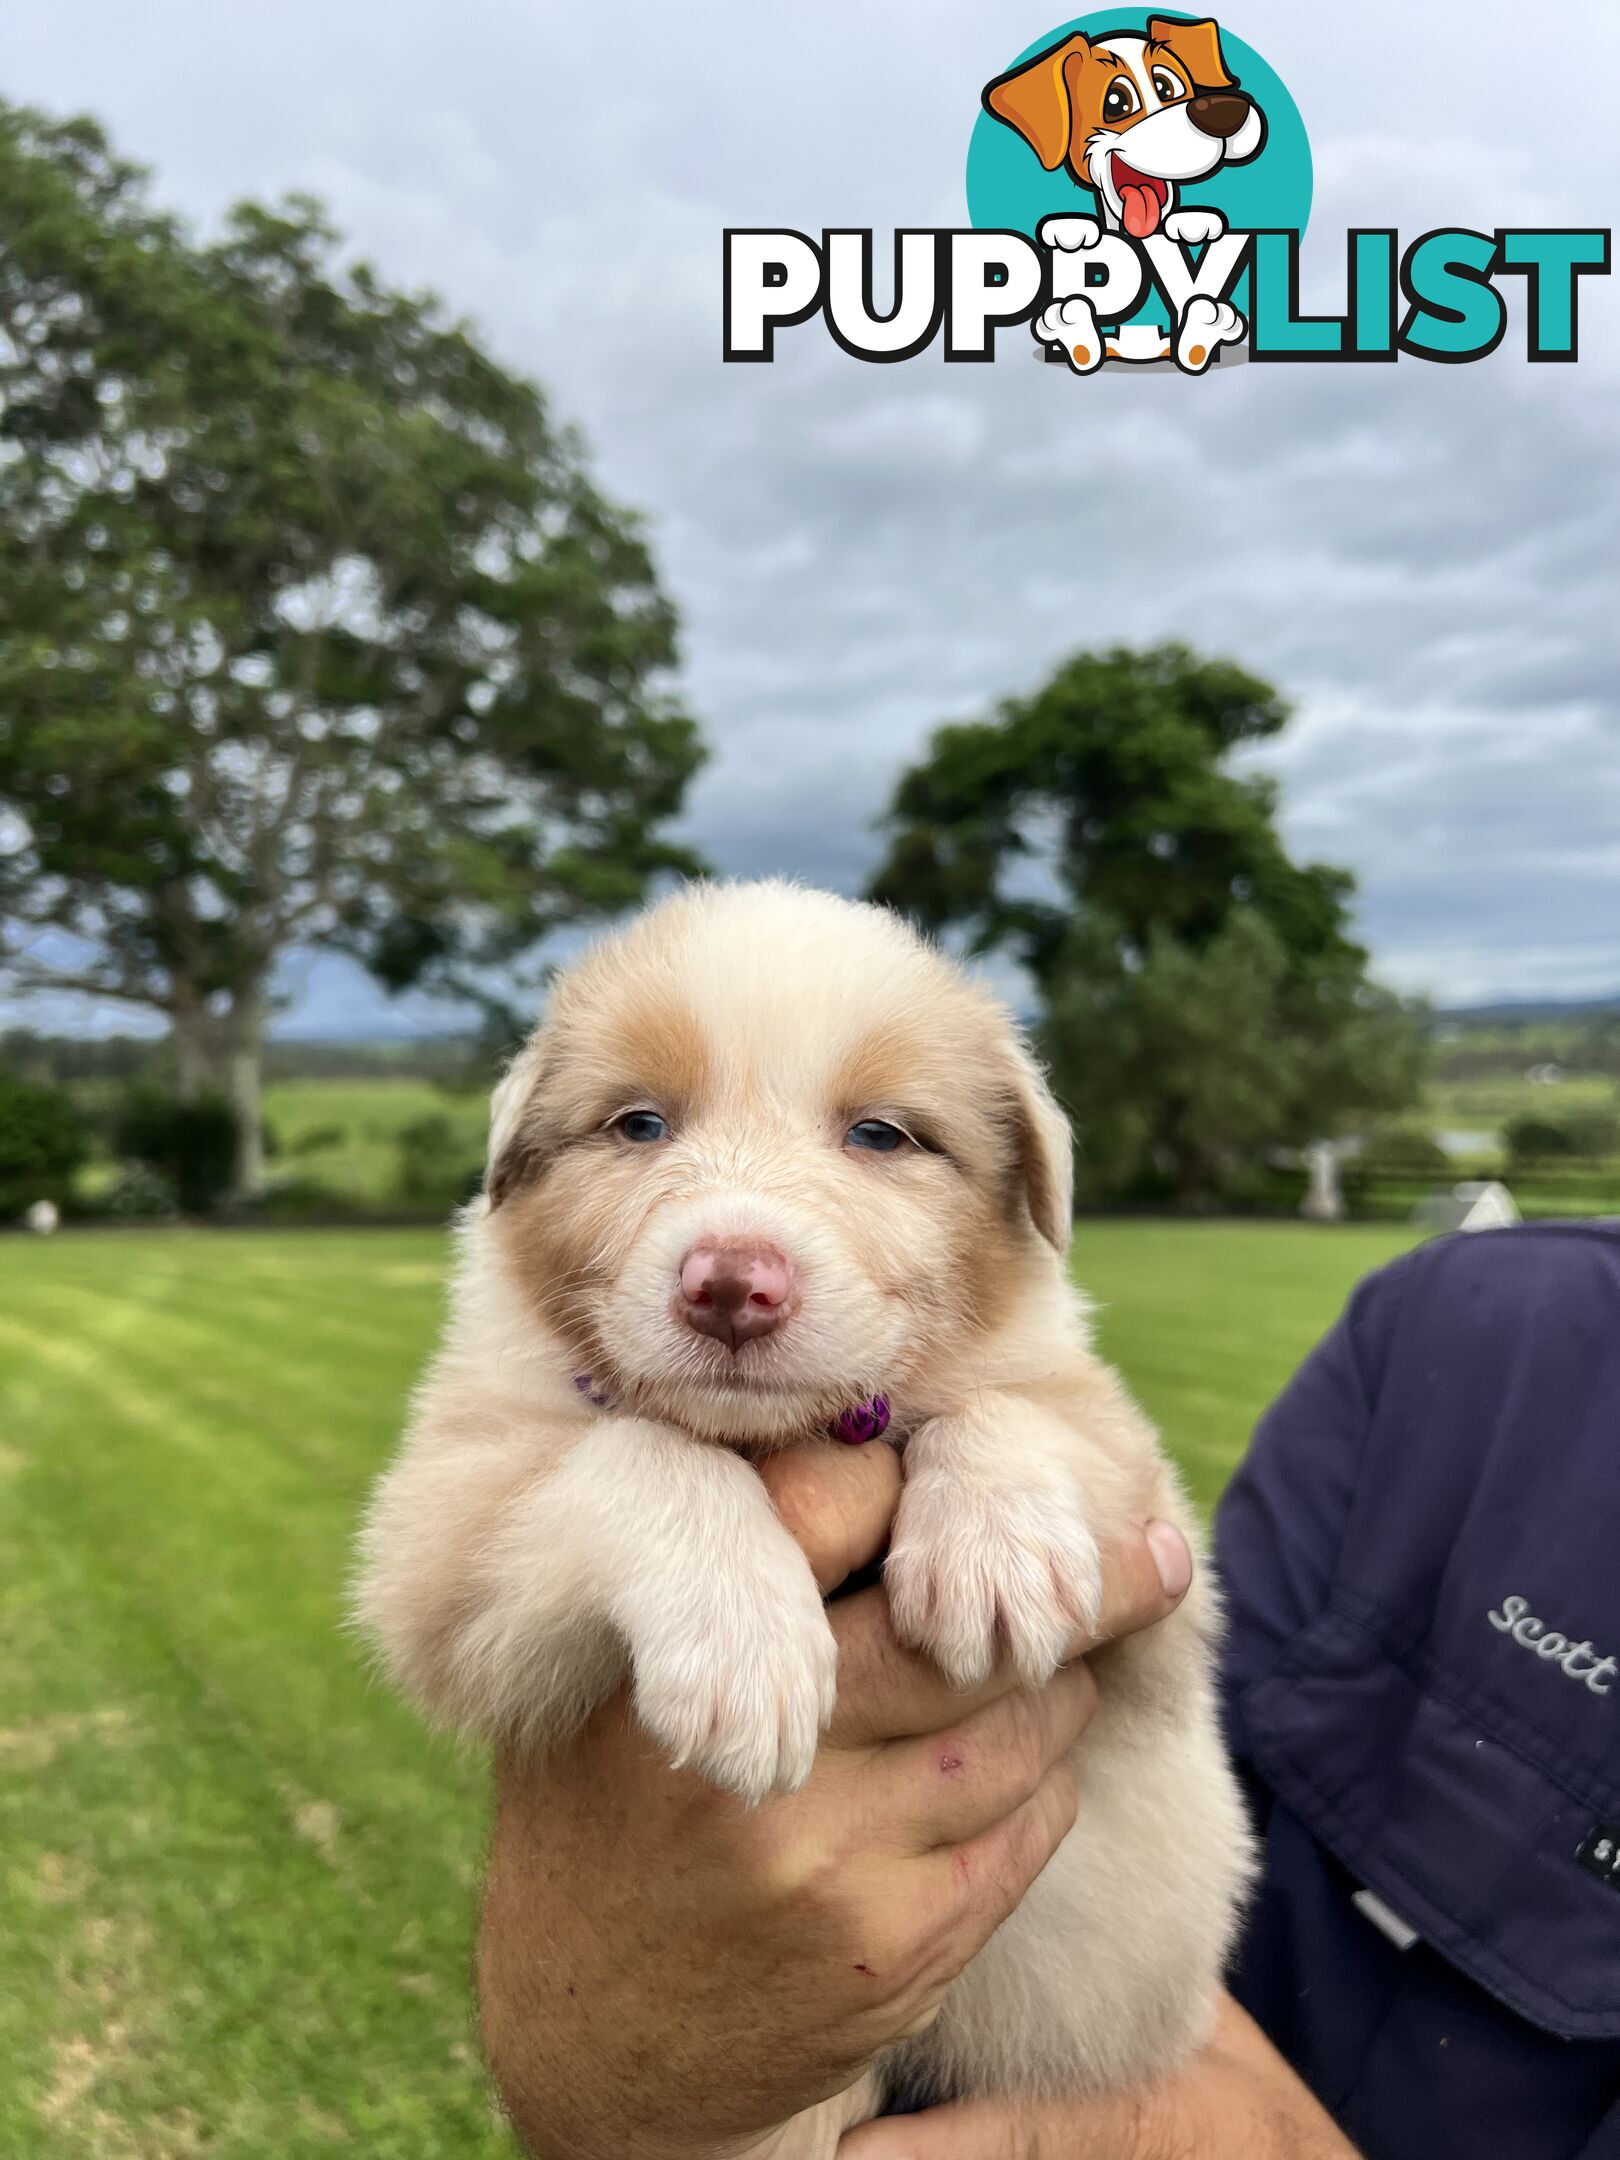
1299, 1140, 1346, 1223
1413, 1181, 1521, 1234
24, 1199, 60, 1235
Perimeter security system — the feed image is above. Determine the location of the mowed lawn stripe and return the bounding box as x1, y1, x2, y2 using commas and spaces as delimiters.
14, 1228, 448, 1361
0, 1233, 510, 2160
8, 1280, 422, 1492
0, 1270, 466, 1817
1, 1477, 492, 2157
0, 1261, 474, 1836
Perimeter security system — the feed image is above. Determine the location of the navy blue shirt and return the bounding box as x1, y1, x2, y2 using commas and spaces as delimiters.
1216, 1224, 1620, 2159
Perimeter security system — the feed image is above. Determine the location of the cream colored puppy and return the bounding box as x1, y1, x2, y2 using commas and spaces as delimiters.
356, 881, 1253, 2106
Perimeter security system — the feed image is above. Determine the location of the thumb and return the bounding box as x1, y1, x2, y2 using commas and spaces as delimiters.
839, 2101, 1027, 2158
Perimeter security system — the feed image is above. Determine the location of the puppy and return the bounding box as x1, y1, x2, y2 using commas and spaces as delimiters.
983, 14, 1266, 241
356, 881, 1253, 2111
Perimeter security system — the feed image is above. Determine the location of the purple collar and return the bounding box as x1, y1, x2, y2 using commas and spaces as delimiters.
574, 1371, 890, 1446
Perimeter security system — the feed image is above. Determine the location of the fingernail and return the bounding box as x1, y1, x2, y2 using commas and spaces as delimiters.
1146, 1520, 1193, 1602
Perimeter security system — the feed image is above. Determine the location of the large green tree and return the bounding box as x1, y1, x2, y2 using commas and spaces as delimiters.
0, 105, 703, 1188
869, 644, 1424, 1207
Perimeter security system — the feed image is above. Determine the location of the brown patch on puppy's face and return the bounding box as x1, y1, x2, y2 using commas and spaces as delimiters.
493, 982, 714, 1358
823, 1016, 1023, 1353
487, 885, 1073, 1445
493, 982, 711, 1207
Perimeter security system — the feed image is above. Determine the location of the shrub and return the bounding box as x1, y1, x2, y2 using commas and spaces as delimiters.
1563, 1107, 1620, 1156
1505, 1115, 1574, 1160
95, 1162, 179, 1221
240, 1175, 355, 1225
0, 1073, 90, 1220
1216, 1161, 1309, 1216
394, 1112, 481, 1208
1359, 1125, 1451, 1176
286, 1122, 347, 1158
1506, 1108, 1620, 1165
113, 1086, 240, 1215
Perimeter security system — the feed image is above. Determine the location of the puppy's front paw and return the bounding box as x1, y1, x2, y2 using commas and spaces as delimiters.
886, 1455, 1103, 1691
628, 1558, 838, 1805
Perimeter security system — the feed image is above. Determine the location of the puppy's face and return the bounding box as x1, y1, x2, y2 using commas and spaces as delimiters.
485, 885, 1072, 1445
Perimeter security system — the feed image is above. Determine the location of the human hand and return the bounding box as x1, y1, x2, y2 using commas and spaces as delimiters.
478, 1439, 1193, 2160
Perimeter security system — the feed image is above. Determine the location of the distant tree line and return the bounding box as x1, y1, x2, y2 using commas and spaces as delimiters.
0, 1026, 166, 1088
0, 1026, 484, 1091
1433, 1018, 1620, 1083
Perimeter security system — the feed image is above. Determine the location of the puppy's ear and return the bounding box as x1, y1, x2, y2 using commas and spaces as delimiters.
486, 1036, 549, 1210
1147, 15, 1236, 90
982, 34, 1090, 172
1002, 1039, 1075, 1254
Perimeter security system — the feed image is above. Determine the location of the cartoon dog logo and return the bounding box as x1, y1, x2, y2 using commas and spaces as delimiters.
983, 15, 1267, 367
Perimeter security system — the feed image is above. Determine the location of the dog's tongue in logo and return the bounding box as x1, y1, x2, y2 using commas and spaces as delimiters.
1113, 156, 1167, 238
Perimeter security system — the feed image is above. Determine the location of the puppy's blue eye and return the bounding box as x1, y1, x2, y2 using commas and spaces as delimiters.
846, 1119, 907, 1154
616, 1111, 669, 1144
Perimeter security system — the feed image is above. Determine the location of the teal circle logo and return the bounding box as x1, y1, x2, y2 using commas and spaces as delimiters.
967, 11, 1310, 242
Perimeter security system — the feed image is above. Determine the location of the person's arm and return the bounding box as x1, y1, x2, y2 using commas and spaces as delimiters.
477, 1439, 1192, 2160
838, 1991, 1361, 2157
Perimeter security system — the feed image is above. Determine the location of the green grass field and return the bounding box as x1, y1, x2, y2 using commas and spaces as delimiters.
262, 1079, 488, 1206
0, 1221, 1419, 2156
1426, 1069, 1618, 1134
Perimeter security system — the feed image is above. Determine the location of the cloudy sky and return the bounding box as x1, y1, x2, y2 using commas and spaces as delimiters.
8, 0, 1620, 1030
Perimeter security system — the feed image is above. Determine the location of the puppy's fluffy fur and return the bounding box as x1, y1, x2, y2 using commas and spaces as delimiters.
356, 882, 1253, 2111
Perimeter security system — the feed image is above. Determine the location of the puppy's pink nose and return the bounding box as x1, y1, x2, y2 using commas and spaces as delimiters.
677, 1243, 795, 1350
